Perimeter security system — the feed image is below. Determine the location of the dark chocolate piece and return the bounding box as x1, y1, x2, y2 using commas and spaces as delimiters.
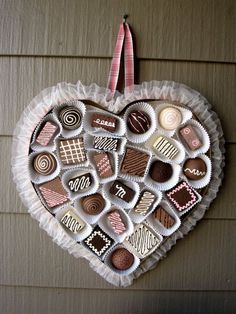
120, 147, 150, 177
33, 152, 57, 176
93, 136, 120, 152
83, 226, 114, 257
59, 106, 82, 130
91, 113, 117, 132
180, 124, 202, 150
68, 173, 92, 192
93, 152, 113, 178
166, 181, 200, 212
153, 206, 175, 229
149, 160, 173, 183
127, 110, 151, 134
111, 248, 134, 270
81, 193, 105, 215
183, 158, 207, 180
109, 180, 135, 203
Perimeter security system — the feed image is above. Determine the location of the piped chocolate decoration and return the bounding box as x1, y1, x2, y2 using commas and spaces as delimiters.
59, 106, 82, 130
33, 152, 57, 176
127, 110, 151, 134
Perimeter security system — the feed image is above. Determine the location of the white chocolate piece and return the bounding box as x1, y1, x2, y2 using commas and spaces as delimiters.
159, 107, 182, 130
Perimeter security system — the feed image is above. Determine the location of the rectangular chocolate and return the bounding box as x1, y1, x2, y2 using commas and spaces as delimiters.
107, 210, 126, 235
68, 173, 92, 192
121, 147, 150, 177
93, 136, 120, 152
109, 180, 135, 203
61, 209, 85, 233
153, 206, 175, 229
134, 190, 156, 216
93, 152, 113, 178
153, 136, 178, 159
179, 124, 202, 150
36, 121, 58, 146
91, 113, 117, 132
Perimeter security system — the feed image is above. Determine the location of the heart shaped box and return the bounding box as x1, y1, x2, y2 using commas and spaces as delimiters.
11, 80, 225, 287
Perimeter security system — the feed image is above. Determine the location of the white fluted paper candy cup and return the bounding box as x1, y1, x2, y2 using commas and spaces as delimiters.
155, 102, 192, 137
176, 119, 210, 158
55, 205, 92, 242
146, 199, 181, 237
98, 206, 134, 243
74, 190, 111, 225
61, 167, 99, 200
83, 133, 127, 155
31, 113, 62, 152
28, 151, 60, 184
128, 188, 162, 224
181, 154, 212, 189
123, 102, 156, 143
53, 100, 86, 138
83, 109, 126, 136
145, 133, 185, 164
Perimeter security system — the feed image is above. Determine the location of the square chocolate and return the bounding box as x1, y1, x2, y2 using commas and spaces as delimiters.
120, 147, 150, 177
91, 113, 117, 132
38, 177, 69, 208
83, 226, 114, 257
109, 180, 135, 203
165, 181, 200, 212
58, 138, 86, 165
93, 152, 113, 178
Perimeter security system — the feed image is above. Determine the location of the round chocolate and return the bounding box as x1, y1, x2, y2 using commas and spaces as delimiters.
59, 106, 82, 130
183, 158, 207, 180
127, 110, 151, 134
158, 107, 182, 130
149, 160, 173, 183
33, 152, 57, 176
111, 248, 134, 270
81, 193, 105, 215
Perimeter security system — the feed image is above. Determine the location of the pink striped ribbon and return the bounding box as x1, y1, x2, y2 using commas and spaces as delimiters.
107, 21, 134, 95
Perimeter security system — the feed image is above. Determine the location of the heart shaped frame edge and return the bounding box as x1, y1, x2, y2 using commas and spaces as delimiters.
11, 80, 225, 287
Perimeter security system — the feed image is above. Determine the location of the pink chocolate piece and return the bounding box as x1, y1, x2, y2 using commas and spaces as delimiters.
36, 121, 58, 146
107, 210, 126, 235
180, 125, 202, 151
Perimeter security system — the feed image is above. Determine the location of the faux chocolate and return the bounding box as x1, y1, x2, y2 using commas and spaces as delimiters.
59, 138, 86, 165
149, 160, 173, 183
134, 190, 156, 216
91, 113, 117, 132
81, 193, 105, 215
33, 152, 57, 176
158, 107, 182, 130
59, 106, 82, 130
60, 209, 85, 233
183, 158, 207, 180
120, 147, 150, 177
68, 173, 92, 192
111, 248, 134, 270
109, 180, 135, 203
127, 110, 151, 134
107, 210, 126, 235
93, 136, 120, 152
180, 124, 202, 150
83, 226, 114, 257
153, 136, 178, 159
93, 152, 113, 178
153, 206, 175, 229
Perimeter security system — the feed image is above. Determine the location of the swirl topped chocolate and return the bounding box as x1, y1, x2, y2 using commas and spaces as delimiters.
59, 106, 82, 130
33, 152, 57, 176
81, 193, 105, 215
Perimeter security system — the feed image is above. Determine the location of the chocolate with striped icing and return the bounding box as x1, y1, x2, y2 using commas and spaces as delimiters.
127, 110, 151, 134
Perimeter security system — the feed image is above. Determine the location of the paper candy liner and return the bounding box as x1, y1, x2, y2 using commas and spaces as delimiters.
55, 135, 89, 170
102, 179, 140, 210
176, 119, 210, 158
55, 205, 92, 242
155, 102, 192, 137
123, 102, 157, 143
145, 132, 186, 164
74, 190, 111, 225
83, 109, 126, 137
31, 113, 62, 152
165, 182, 202, 217
104, 244, 140, 276
144, 157, 181, 191
28, 151, 60, 184
61, 167, 99, 200
118, 144, 152, 183
123, 222, 163, 259
87, 151, 119, 184
12, 80, 225, 287
128, 188, 162, 224
83, 133, 127, 155
98, 206, 134, 243
181, 154, 212, 189
53, 100, 86, 138
146, 199, 181, 237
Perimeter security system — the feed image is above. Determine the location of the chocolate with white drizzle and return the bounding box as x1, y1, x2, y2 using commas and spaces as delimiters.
93, 136, 120, 152
59, 106, 82, 130
68, 173, 92, 192
109, 180, 135, 203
